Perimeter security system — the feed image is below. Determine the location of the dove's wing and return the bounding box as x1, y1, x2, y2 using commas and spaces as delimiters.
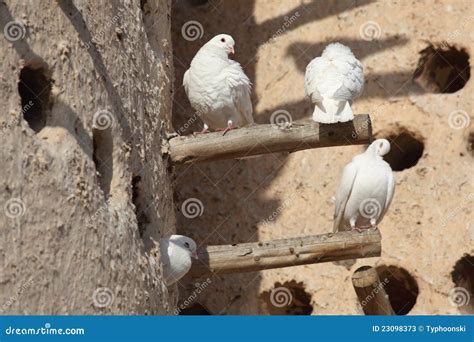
333, 161, 359, 232
332, 58, 364, 101
377, 166, 395, 224
304, 57, 324, 102
226, 61, 253, 125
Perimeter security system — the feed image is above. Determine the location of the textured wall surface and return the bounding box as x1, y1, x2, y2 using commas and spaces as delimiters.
171, 0, 473, 315
0, 0, 176, 314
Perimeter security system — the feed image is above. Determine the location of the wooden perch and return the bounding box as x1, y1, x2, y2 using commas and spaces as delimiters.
189, 229, 381, 277
168, 114, 372, 164
352, 266, 395, 315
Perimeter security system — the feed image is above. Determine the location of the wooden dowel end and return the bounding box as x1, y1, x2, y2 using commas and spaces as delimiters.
352, 266, 395, 315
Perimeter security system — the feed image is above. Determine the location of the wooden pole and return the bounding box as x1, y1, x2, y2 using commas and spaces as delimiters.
189, 230, 381, 277
167, 114, 372, 164
352, 266, 395, 315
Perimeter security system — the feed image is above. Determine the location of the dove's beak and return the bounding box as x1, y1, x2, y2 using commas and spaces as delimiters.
229, 46, 235, 54
192, 251, 198, 259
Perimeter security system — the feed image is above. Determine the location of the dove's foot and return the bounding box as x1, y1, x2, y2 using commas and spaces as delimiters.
217, 120, 238, 136
350, 227, 365, 233
193, 124, 210, 136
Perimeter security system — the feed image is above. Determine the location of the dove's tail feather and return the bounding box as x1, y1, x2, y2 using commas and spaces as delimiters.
312, 98, 354, 124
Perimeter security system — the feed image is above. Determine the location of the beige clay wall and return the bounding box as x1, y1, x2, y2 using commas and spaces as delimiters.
0, 0, 176, 314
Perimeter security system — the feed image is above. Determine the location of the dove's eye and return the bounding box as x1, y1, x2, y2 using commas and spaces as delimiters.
220, 38, 225, 43
184, 242, 190, 248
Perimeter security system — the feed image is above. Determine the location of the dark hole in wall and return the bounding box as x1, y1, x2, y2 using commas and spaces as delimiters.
451, 254, 474, 314
178, 303, 211, 315
92, 128, 113, 199
18, 64, 52, 132
383, 131, 424, 171
260, 281, 313, 315
375, 265, 419, 315
467, 132, 474, 157
132, 175, 150, 237
414, 44, 470, 93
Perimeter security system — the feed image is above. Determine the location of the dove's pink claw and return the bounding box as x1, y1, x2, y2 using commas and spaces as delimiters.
193, 124, 210, 136
217, 120, 238, 136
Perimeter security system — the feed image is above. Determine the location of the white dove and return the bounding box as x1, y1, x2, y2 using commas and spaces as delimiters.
160, 235, 198, 286
333, 139, 395, 233
304, 43, 364, 124
183, 34, 254, 135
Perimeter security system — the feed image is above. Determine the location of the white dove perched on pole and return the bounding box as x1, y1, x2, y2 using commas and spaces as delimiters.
304, 43, 364, 124
160, 235, 198, 286
333, 139, 395, 233
183, 34, 254, 135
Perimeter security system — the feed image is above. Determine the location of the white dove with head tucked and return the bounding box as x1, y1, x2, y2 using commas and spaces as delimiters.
305, 43, 364, 124
183, 34, 254, 135
333, 139, 395, 233
160, 235, 198, 286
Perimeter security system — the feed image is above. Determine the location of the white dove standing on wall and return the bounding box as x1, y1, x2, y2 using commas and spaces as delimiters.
160, 235, 198, 286
304, 43, 364, 124
183, 34, 254, 135
333, 139, 395, 233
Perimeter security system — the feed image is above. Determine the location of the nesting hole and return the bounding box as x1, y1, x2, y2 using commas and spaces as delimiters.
132, 175, 150, 237
414, 43, 470, 93
451, 254, 474, 314
18, 63, 52, 132
375, 265, 419, 315
92, 128, 113, 198
382, 131, 424, 171
467, 132, 474, 157
260, 281, 313, 315
178, 303, 211, 315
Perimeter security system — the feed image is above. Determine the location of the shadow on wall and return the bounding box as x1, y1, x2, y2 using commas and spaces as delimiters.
170, 0, 429, 314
